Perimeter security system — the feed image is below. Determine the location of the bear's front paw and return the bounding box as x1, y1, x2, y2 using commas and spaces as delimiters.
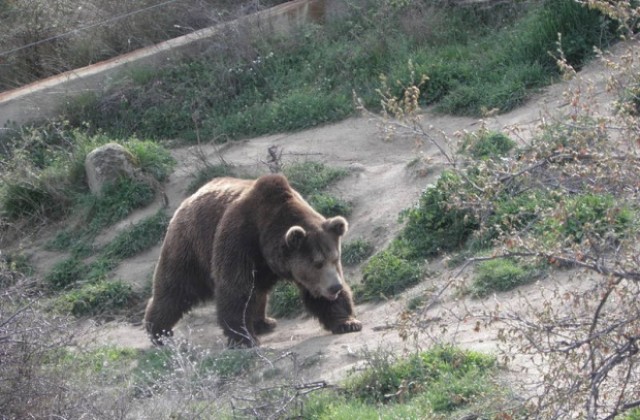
332, 318, 362, 334
254, 317, 277, 335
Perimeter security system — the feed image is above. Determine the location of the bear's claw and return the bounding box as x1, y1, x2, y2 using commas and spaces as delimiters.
254, 317, 278, 335
332, 319, 362, 334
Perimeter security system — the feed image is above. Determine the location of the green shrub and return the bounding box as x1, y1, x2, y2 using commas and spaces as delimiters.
58, 280, 134, 317
471, 259, 543, 297
342, 239, 374, 266
268, 282, 302, 318
400, 171, 479, 258
125, 139, 176, 182
308, 193, 352, 217
460, 130, 516, 159
359, 249, 422, 302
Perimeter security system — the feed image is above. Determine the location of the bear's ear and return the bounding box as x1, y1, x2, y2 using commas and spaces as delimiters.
285, 226, 307, 249
325, 216, 348, 237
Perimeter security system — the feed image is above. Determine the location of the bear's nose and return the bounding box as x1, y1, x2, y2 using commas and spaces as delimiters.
328, 284, 343, 296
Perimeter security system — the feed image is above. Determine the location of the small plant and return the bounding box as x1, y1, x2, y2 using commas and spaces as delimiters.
358, 249, 422, 302
268, 282, 302, 318
308, 193, 352, 217
470, 259, 544, 297
342, 239, 374, 266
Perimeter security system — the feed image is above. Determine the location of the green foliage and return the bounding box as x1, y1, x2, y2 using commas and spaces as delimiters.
400, 171, 479, 258
471, 259, 543, 298
268, 282, 302, 318
64, 0, 618, 141
45, 256, 85, 290
80, 177, 155, 233
102, 210, 169, 259
283, 162, 348, 196
359, 250, 422, 302
342, 239, 374, 266
124, 139, 176, 182
561, 193, 634, 243
460, 130, 516, 159
307, 193, 352, 217
344, 346, 495, 411
56, 280, 134, 316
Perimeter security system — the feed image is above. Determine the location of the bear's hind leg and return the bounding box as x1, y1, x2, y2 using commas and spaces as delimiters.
301, 284, 362, 334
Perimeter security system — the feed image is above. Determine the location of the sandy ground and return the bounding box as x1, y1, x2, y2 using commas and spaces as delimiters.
16, 37, 638, 392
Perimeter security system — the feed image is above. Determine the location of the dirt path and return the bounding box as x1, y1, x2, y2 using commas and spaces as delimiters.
64, 38, 638, 388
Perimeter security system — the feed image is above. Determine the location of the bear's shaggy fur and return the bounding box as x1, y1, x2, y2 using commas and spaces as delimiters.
144, 174, 361, 346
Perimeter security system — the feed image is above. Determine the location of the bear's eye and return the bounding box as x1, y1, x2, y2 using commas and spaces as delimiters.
313, 261, 324, 269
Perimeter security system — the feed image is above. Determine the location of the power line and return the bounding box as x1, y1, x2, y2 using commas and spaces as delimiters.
0, 0, 185, 58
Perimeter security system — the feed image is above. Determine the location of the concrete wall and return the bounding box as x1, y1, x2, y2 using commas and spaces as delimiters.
0, 0, 329, 129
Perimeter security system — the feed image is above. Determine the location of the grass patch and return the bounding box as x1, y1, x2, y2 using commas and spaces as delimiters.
268, 282, 302, 318
45, 256, 86, 291
358, 249, 423, 302
302, 346, 499, 418
55, 279, 134, 317
61, 1, 618, 142
342, 239, 374, 266
102, 210, 169, 259
470, 259, 544, 298
201, 349, 256, 378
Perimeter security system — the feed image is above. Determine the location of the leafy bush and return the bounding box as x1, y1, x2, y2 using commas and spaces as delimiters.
358, 250, 422, 302
125, 139, 176, 182
460, 130, 516, 159
400, 171, 479, 258
342, 239, 374, 266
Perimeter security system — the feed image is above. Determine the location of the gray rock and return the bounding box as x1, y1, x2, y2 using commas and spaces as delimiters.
85, 143, 137, 195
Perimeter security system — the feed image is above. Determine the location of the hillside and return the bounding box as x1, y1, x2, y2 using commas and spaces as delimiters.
3, 2, 640, 419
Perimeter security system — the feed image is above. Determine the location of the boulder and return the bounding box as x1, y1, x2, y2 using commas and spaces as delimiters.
85, 143, 137, 195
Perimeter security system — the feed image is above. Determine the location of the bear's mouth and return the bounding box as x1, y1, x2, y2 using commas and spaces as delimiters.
326, 290, 342, 301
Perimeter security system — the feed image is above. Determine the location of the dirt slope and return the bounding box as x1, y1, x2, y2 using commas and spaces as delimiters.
64, 38, 636, 387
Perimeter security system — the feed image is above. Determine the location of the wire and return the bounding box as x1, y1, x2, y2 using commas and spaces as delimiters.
0, 0, 185, 58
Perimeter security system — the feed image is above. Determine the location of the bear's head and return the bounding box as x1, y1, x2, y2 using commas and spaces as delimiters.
285, 216, 348, 300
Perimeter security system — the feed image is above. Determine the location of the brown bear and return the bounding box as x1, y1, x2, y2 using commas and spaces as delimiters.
144, 173, 362, 347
